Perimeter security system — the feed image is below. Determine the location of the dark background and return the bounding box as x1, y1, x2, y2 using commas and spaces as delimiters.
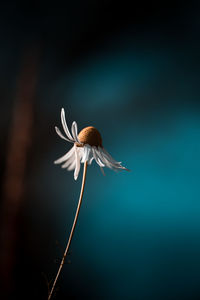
0, 1, 200, 300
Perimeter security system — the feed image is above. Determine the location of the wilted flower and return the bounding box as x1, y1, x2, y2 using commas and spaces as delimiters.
54, 108, 128, 180
49, 108, 129, 300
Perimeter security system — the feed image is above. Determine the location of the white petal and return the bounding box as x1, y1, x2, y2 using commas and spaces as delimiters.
88, 146, 94, 164
74, 146, 80, 180
97, 148, 111, 167
101, 147, 122, 166
64, 153, 76, 170
77, 147, 84, 163
95, 149, 106, 167
61, 153, 75, 168
61, 108, 73, 140
55, 126, 73, 143
81, 144, 94, 164
67, 160, 76, 171
81, 148, 86, 163
101, 148, 126, 169
92, 147, 105, 167
81, 146, 88, 163
54, 146, 75, 164
99, 154, 115, 170
99, 148, 125, 170
71, 121, 80, 143
81, 145, 90, 162
88, 157, 94, 165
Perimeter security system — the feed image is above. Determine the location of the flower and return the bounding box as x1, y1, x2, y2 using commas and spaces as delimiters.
54, 108, 128, 180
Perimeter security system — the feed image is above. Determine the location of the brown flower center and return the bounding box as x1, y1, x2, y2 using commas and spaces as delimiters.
77, 126, 103, 147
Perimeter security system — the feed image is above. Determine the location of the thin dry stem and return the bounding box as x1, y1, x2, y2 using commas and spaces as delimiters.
48, 162, 88, 300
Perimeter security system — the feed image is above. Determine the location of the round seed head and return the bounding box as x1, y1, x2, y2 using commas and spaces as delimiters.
78, 126, 103, 147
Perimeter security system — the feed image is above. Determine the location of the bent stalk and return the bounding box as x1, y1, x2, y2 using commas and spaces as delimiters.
48, 162, 88, 300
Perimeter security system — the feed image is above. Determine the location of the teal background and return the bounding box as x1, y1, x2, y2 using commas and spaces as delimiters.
0, 2, 200, 300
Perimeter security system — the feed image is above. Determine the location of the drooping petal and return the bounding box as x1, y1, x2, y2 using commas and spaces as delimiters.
61, 152, 75, 168
55, 126, 73, 143
77, 147, 84, 163
88, 156, 94, 165
81, 147, 87, 163
81, 144, 94, 164
97, 148, 112, 167
87, 145, 94, 164
54, 146, 75, 164
102, 149, 125, 169
101, 147, 122, 166
92, 147, 105, 167
74, 146, 81, 180
95, 148, 106, 167
99, 147, 127, 170
61, 108, 73, 140
98, 151, 115, 170
67, 160, 76, 171
81, 145, 90, 163
71, 121, 80, 143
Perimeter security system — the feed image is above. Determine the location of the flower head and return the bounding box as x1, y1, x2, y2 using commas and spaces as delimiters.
54, 108, 128, 180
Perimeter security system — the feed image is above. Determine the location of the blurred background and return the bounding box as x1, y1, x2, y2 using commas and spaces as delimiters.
0, 1, 200, 300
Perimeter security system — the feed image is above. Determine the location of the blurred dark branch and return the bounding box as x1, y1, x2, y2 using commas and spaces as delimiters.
0, 46, 39, 297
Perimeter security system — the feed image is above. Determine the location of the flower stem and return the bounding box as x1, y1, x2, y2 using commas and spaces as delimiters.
48, 162, 88, 300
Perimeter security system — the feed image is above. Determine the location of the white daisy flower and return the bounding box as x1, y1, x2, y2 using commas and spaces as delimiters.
54, 108, 128, 180
49, 108, 129, 300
